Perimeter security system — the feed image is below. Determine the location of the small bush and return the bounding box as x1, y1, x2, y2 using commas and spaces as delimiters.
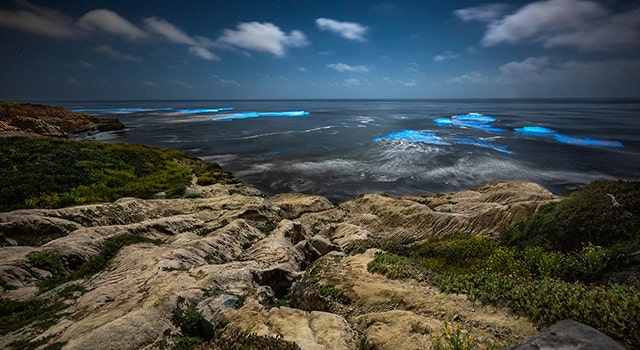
367, 253, 426, 280
171, 297, 208, 339
502, 180, 640, 252
27, 250, 65, 275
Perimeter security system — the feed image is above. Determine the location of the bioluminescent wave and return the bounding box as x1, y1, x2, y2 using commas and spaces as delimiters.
175, 108, 235, 114
434, 113, 507, 133
213, 110, 310, 121
372, 130, 451, 145
514, 126, 557, 135
552, 134, 624, 148
514, 125, 623, 148
373, 129, 514, 154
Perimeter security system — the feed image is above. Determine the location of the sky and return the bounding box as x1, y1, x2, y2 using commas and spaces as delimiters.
1, 0, 639, 100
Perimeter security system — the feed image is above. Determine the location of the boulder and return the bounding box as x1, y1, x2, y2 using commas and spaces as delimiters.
505, 319, 625, 350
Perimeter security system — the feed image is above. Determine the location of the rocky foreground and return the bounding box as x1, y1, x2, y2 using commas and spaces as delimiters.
3, 175, 608, 349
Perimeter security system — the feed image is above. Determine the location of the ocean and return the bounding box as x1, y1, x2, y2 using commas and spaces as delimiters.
55, 99, 640, 202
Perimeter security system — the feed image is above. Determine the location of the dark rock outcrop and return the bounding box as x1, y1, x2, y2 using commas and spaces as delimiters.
0, 102, 124, 137
505, 319, 625, 350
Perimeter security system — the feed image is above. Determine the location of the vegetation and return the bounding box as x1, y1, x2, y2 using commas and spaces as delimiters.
367, 180, 640, 347
0, 136, 237, 212
169, 297, 300, 350
0, 283, 85, 336
31, 234, 163, 293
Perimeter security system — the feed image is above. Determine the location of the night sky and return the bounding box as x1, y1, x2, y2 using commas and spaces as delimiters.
1, 0, 639, 100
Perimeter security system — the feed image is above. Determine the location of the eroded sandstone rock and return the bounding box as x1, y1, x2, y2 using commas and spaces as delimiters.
0, 180, 560, 349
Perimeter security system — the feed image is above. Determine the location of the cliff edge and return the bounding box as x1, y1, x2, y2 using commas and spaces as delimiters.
0, 102, 124, 137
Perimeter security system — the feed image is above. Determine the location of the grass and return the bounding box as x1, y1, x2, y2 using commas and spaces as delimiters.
0, 136, 237, 212
366, 180, 640, 348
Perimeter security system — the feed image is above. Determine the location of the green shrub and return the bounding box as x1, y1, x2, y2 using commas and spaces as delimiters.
27, 250, 65, 275
503, 180, 640, 252
367, 253, 426, 280
411, 234, 496, 275
171, 297, 207, 339
0, 137, 237, 212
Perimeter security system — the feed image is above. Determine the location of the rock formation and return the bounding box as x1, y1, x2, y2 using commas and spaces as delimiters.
0, 102, 124, 137
0, 180, 561, 349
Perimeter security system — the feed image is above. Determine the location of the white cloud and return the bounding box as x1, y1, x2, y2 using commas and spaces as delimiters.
327, 62, 370, 72
446, 71, 490, 84
479, 0, 640, 51
315, 18, 368, 41
92, 44, 141, 61
143, 16, 198, 45
453, 4, 509, 22
78, 9, 147, 40
433, 51, 459, 62
217, 22, 308, 57
188, 46, 219, 61
384, 77, 417, 87
0, 0, 77, 38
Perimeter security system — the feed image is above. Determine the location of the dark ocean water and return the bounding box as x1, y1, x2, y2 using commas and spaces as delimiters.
55, 99, 640, 201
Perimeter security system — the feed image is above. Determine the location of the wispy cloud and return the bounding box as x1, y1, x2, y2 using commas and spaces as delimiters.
188, 47, 219, 61
0, 0, 77, 38
433, 51, 459, 62
316, 18, 368, 41
383, 77, 417, 87
457, 0, 640, 52
453, 4, 509, 22
448, 56, 640, 86
78, 9, 148, 40
217, 22, 308, 57
144, 16, 198, 45
92, 44, 141, 62
327, 62, 370, 72
0, 2, 220, 61
446, 71, 490, 84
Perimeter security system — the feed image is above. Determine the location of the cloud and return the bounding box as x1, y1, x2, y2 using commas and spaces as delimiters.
92, 44, 141, 61
217, 22, 308, 57
384, 77, 417, 87
478, 0, 640, 51
78, 9, 148, 40
446, 71, 490, 84
327, 63, 370, 72
448, 56, 640, 87
316, 18, 368, 41
188, 46, 219, 60
0, 0, 77, 38
433, 51, 459, 62
143, 17, 198, 45
453, 3, 510, 22
143, 17, 220, 60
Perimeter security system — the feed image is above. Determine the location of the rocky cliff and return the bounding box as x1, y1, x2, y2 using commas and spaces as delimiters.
0, 179, 562, 349
0, 102, 124, 137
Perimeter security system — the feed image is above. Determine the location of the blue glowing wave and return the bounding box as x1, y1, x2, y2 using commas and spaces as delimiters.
214, 110, 310, 121
176, 108, 234, 114
553, 134, 624, 148
514, 126, 557, 135
374, 129, 514, 154
514, 125, 623, 148
434, 113, 506, 132
373, 129, 451, 145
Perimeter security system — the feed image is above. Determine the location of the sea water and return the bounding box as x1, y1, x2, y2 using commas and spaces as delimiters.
55, 99, 640, 201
